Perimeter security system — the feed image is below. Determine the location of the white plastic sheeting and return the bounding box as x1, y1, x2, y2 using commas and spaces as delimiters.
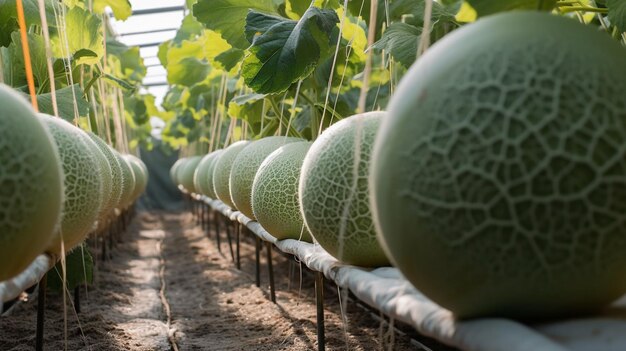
202, 196, 626, 351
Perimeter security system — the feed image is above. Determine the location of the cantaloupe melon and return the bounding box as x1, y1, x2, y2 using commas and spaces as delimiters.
213, 141, 250, 208
0, 86, 63, 281
203, 150, 224, 199
371, 12, 626, 319
231, 136, 302, 219
88, 132, 123, 218
193, 150, 222, 197
171, 157, 186, 186
300, 112, 389, 267
124, 154, 148, 200
115, 150, 136, 210
179, 155, 202, 194
39, 114, 103, 254
252, 141, 313, 242
84, 135, 113, 221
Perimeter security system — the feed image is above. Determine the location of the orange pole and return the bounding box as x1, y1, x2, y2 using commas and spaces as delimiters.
16, 0, 39, 111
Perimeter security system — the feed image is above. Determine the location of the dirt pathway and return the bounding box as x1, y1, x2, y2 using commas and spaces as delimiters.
1, 211, 420, 351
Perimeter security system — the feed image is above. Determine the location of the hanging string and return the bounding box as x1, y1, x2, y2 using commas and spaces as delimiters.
357, 0, 378, 114
15, 0, 39, 111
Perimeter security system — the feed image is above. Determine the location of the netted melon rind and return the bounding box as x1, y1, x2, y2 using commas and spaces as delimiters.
116, 151, 136, 209
180, 156, 203, 194
84, 135, 113, 221
88, 132, 123, 217
0, 88, 63, 281
124, 154, 148, 200
299, 112, 389, 267
231, 136, 303, 219
213, 141, 250, 209
252, 141, 313, 242
372, 12, 626, 319
203, 150, 224, 199
194, 150, 222, 198
40, 115, 103, 254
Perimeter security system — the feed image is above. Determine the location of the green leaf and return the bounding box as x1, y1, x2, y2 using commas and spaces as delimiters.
0, 0, 57, 47
285, 0, 310, 18
371, 23, 420, 67
215, 48, 244, 71
245, 12, 285, 43
157, 40, 171, 67
11, 31, 47, 87
228, 93, 266, 132
93, 0, 132, 20
607, 0, 626, 32
193, 0, 278, 49
47, 244, 94, 292
37, 84, 90, 122
0, 44, 26, 87
242, 7, 339, 94
51, 7, 104, 65
167, 57, 210, 86
173, 14, 204, 45
465, 0, 556, 17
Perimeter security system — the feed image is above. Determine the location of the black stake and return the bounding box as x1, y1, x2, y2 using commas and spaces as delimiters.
74, 286, 81, 314
225, 219, 236, 262
255, 236, 261, 287
215, 213, 222, 254
236, 224, 241, 270
266, 241, 276, 303
315, 271, 325, 351
36, 274, 48, 351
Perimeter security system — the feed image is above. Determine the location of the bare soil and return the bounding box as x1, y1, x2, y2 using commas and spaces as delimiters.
0, 211, 423, 351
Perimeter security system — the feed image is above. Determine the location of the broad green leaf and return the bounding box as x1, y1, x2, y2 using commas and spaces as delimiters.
242, 7, 339, 94
455, 1, 477, 22
93, 0, 132, 20
37, 84, 90, 121
245, 12, 285, 43
0, 0, 57, 46
200, 30, 233, 66
285, 0, 310, 19
47, 244, 94, 292
0, 44, 26, 87
157, 40, 171, 67
11, 31, 47, 87
228, 93, 267, 134
215, 48, 244, 72
193, 0, 278, 49
371, 23, 420, 67
337, 8, 367, 62
51, 7, 103, 65
167, 57, 210, 86
465, 0, 556, 17
124, 94, 149, 125
607, 0, 626, 32
173, 14, 204, 45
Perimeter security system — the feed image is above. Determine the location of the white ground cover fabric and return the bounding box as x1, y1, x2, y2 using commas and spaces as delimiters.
0, 254, 53, 310
204, 196, 626, 351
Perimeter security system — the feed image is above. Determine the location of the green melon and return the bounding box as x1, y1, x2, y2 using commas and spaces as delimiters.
0, 87, 63, 281
193, 150, 222, 197
40, 115, 103, 254
299, 112, 389, 267
371, 12, 626, 320
180, 155, 202, 194
203, 150, 224, 199
231, 136, 302, 219
124, 154, 148, 200
84, 135, 113, 221
171, 157, 186, 186
88, 133, 123, 218
213, 141, 250, 208
252, 141, 313, 242
116, 150, 136, 209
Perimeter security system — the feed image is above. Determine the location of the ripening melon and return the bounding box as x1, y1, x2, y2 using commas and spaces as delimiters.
231, 136, 303, 219
124, 154, 148, 200
252, 141, 313, 242
203, 150, 224, 199
213, 141, 250, 208
0, 86, 63, 281
171, 158, 186, 186
88, 132, 123, 218
39, 114, 103, 254
300, 112, 389, 267
371, 12, 626, 320
116, 150, 136, 209
84, 136, 113, 221
193, 150, 222, 197
180, 155, 202, 194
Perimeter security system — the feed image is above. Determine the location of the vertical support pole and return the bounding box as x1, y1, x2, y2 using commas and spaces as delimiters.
215, 212, 222, 254
255, 236, 261, 287
225, 218, 236, 262
315, 271, 325, 351
74, 286, 81, 314
236, 224, 241, 270
266, 242, 276, 303
36, 274, 48, 351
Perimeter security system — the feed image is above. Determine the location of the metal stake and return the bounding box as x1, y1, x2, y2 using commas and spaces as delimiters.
225, 218, 236, 262
255, 236, 261, 287
36, 274, 48, 351
236, 224, 241, 270
315, 271, 325, 351
266, 242, 276, 303
74, 286, 81, 314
